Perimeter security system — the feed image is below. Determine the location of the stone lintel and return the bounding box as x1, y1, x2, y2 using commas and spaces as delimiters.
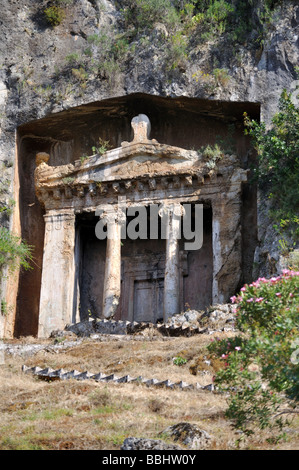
36, 166, 247, 210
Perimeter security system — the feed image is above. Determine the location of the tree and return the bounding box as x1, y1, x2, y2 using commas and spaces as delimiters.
244, 89, 299, 247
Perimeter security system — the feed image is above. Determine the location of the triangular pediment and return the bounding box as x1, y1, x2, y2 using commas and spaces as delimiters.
35, 114, 201, 189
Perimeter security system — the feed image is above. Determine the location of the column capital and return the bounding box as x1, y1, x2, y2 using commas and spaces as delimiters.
44, 209, 75, 221
158, 202, 185, 218
98, 205, 126, 226
43, 210, 75, 231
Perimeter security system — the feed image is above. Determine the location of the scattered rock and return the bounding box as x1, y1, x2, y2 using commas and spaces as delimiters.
166, 304, 236, 332
50, 330, 77, 339
121, 437, 182, 451
61, 303, 237, 340
161, 422, 212, 450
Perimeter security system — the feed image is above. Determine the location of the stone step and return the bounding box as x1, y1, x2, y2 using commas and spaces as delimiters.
22, 365, 215, 393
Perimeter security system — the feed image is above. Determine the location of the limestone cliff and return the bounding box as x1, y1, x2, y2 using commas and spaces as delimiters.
0, 0, 298, 336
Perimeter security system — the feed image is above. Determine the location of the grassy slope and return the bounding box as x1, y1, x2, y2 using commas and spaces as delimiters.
0, 332, 298, 450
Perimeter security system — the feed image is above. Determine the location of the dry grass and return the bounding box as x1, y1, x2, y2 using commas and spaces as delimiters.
0, 332, 298, 450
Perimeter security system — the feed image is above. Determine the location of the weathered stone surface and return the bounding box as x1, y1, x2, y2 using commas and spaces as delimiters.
34, 112, 246, 336
62, 310, 231, 338
161, 423, 212, 450
0, 0, 298, 338
121, 437, 182, 451
166, 304, 236, 332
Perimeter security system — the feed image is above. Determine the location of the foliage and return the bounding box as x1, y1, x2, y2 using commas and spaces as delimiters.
179, 0, 280, 44
58, 0, 283, 86
0, 227, 33, 276
244, 89, 299, 245
62, 176, 75, 184
208, 270, 299, 436
92, 138, 111, 156
43, 0, 73, 27
192, 68, 230, 93
71, 67, 89, 88
0, 299, 10, 316
86, 30, 130, 83
173, 356, 187, 366
121, 0, 180, 33
44, 6, 65, 26
165, 32, 188, 70
200, 143, 223, 169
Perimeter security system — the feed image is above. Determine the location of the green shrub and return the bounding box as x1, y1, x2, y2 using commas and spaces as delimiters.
44, 6, 65, 26
165, 32, 188, 70
65, 52, 81, 65
0, 227, 33, 274
123, 0, 180, 32
208, 270, 299, 437
200, 143, 223, 169
92, 138, 110, 156
244, 89, 299, 245
173, 356, 187, 366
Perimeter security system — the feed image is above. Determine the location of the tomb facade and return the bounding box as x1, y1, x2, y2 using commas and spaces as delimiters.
35, 114, 248, 337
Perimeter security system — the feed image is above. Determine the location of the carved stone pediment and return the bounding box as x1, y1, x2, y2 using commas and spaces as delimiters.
35, 114, 200, 189
35, 114, 247, 209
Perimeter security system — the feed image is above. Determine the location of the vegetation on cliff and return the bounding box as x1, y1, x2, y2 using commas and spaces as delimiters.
244, 88, 299, 251
39, 0, 286, 91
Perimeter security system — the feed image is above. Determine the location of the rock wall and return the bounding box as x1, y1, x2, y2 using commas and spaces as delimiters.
0, 0, 298, 337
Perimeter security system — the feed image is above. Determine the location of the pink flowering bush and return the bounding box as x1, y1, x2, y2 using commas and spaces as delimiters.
232, 270, 299, 331
208, 270, 299, 437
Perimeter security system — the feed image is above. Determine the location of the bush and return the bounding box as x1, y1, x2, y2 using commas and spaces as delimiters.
122, 0, 180, 32
200, 143, 223, 169
0, 227, 32, 274
208, 270, 299, 437
44, 6, 65, 26
173, 356, 187, 366
244, 89, 299, 246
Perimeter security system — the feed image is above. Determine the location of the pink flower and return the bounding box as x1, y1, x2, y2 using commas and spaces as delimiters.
241, 287, 246, 292
230, 295, 237, 303
289, 293, 294, 298
275, 292, 282, 297
246, 298, 254, 303
255, 297, 264, 303
222, 354, 228, 359
235, 346, 241, 351
270, 277, 280, 283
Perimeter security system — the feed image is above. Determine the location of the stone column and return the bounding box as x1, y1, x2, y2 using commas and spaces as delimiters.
101, 208, 123, 319
38, 210, 76, 338
159, 203, 184, 322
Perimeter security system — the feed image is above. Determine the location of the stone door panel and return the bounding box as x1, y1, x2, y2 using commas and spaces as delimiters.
133, 279, 164, 323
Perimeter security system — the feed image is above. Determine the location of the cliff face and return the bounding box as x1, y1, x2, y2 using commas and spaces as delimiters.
0, 0, 298, 336
0, 1, 298, 131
